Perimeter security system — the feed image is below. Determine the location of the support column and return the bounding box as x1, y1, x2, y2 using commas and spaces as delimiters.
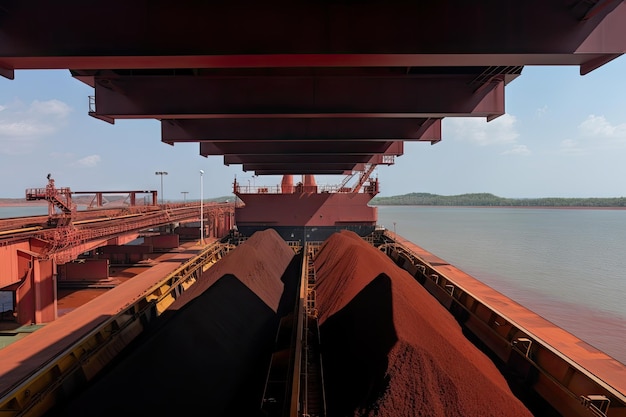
15, 252, 56, 325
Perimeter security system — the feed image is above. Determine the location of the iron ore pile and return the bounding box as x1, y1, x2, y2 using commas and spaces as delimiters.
49, 228, 534, 416
314, 230, 534, 417
50, 229, 295, 417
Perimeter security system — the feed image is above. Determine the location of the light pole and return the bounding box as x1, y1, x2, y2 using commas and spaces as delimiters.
200, 170, 204, 244
181, 191, 188, 203
393, 222, 397, 251
155, 171, 168, 204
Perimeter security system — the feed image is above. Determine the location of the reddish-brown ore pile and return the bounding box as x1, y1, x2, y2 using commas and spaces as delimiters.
170, 227, 293, 313
51, 229, 294, 417
315, 230, 533, 417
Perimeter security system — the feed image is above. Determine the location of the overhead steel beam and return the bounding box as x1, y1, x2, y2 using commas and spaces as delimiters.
92, 75, 504, 120
1, 1, 624, 74
225, 154, 373, 165
1, 0, 624, 180
162, 118, 441, 143
243, 162, 358, 173
0, 67, 14, 80
253, 170, 348, 176
199, 141, 404, 156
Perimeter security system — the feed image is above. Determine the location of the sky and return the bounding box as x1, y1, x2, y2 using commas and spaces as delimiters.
1, 55, 626, 200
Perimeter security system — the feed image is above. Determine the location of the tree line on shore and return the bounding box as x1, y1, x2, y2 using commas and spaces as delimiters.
371, 192, 626, 207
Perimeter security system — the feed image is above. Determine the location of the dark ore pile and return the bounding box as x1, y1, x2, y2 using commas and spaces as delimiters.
50, 229, 295, 417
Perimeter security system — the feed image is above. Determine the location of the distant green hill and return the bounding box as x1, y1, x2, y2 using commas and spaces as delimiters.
371, 192, 626, 207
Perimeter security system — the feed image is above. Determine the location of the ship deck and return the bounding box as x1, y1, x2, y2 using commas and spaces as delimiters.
1, 233, 625, 417
0, 239, 215, 396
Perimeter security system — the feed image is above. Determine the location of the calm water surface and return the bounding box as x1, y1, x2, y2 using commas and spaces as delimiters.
0, 206, 48, 218
377, 206, 626, 365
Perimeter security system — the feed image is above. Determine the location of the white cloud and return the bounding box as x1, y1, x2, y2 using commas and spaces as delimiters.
502, 144, 531, 155
445, 114, 519, 146
578, 115, 626, 139
0, 120, 55, 136
569, 115, 626, 154
75, 154, 101, 167
29, 99, 72, 118
0, 99, 72, 154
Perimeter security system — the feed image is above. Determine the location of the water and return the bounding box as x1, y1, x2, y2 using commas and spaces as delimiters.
0, 206, 48, 218
377, 206, 626, 365
0, 205, 91, 219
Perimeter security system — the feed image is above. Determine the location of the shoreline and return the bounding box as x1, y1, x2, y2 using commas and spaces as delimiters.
3, 200, 626, 210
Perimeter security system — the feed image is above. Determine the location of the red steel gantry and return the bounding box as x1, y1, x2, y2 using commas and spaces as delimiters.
25, 174, 74, 226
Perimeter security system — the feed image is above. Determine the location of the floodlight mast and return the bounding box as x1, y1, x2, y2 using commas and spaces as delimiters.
200, 170, 204, 243
155, 171, 168, 204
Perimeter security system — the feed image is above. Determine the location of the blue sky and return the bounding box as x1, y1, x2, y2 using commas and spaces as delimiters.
1, 56, 625, 200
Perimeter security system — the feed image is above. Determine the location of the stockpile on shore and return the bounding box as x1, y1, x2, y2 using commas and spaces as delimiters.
314, 230, 533, 417
52, 229, 294, 417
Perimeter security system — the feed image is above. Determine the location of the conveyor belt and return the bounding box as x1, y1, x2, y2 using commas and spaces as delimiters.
261, 243, 327, 417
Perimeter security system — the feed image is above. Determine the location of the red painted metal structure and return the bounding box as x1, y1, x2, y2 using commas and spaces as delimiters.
0, 202, 234, 324
72, 190, 158, 208
0, 3, 625, 416
0, 0, 624, 338
25, 176, 73, 225
234, 174, 380, 241
24, 176, 159, 225
1, 1, 623, 176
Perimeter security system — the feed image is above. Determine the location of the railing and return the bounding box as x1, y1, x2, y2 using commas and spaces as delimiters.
28, 204, 234, 263
234, 181, 378, 195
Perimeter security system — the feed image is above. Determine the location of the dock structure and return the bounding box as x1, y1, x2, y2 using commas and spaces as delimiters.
0, 201, 234, 324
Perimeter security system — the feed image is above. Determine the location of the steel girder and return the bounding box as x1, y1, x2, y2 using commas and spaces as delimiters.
90, 74, 505, 119
1, 1, 624, 175
162, 118, 441, 143
1, 1, 624, 74
200, 141, 404, 156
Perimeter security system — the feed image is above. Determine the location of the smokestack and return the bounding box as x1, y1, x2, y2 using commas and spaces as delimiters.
303, 175, 317, 193
303, 175, 316, 186
281, 175, 294, 193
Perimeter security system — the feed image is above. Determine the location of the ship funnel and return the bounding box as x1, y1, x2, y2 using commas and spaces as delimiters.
281, 175, 294, 193
303, 175, 316, 186
303, 175, 317, 193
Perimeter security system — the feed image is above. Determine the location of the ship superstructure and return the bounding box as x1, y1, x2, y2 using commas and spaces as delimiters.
234, 173, 379, 241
